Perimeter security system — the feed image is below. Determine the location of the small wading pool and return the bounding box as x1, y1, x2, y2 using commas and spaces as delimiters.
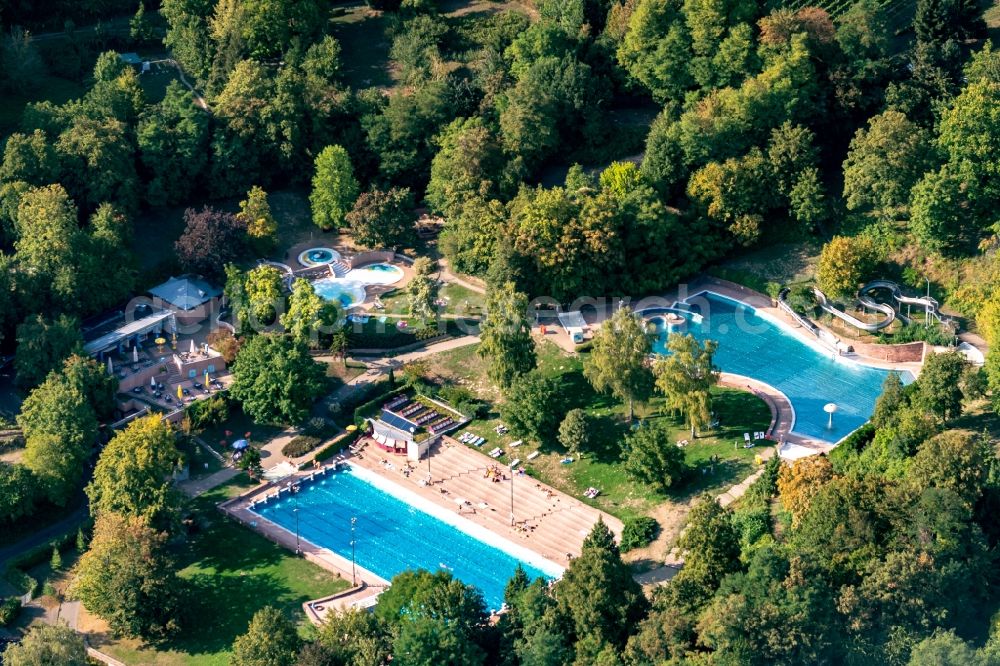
298, 247, 341, 268
251, 465, 561, 610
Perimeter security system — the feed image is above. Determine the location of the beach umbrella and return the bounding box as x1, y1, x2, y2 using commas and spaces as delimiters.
107, 357, 113, 374
132, 346, 139, 363
177, 385, 183, 400
205, 370, 210, 386
232, 439, 249, 451
346, 424, 358, 432
189, 339, 196, 354
151, 376, 157, 388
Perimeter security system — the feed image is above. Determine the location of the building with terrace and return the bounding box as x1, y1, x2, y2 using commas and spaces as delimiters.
365, 392, 467, 461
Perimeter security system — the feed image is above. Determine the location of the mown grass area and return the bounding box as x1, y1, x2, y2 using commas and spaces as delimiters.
325, 358, 367, 384
90, 476, 350, 666
430, 340, 773, 519
0, 76, 86, 134
198, 405, 284, 458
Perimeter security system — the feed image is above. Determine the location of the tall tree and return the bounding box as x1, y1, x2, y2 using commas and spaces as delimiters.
14, 184, 85, 311
18, 370, 97, 506
914, 350, 967, 422
86, 416, 183, 531
554, 519, 648, 661
345, 187, 416, 249
1, 623, 87, 666
558, 408, 592, 458
815, 235, 879, 298
243, 265, 285, 327
137, 81, 210, 207
622, 419, 689, 493
426, 117, 510, 219
231, 606, 302, 666
14, 314, 83, 388
230, 334, 328, 424
238, 185, 278, 254
478, 282, 536, 389
653, 333, 719, 438
281, 278, 339, 348
72, 512, 184, 639
585, 307, 652, 420
842, 110, 937, 219
500, 372, 565, 444
175, 206, 248, 279
310, 145, 358, 231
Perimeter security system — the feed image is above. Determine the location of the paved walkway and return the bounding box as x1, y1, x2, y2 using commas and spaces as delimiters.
178, 467, 239, 497
325, 335, 480, 404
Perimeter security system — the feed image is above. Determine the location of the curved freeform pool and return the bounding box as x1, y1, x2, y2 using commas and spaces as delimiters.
312, 263, 405, 308
647, 292, 913, 443
312, 278, 366, 308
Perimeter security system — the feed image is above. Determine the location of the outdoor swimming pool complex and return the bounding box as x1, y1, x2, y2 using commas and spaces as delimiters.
250, 466, 562, 610
648, 292, 912, 443
312, 263, 405, 308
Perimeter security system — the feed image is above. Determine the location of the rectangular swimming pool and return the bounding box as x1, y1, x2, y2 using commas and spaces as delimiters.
650, 292, 912, 443
250, 466, 562, 610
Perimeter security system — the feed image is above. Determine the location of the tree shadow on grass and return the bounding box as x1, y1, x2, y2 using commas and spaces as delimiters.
176, 512, 285, 575
165, 571, 290, 657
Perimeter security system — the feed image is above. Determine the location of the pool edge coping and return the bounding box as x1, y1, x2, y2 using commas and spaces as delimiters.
638, 289, 911, 448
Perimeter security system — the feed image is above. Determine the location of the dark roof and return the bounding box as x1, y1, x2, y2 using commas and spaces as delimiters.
149, 276, 221, 311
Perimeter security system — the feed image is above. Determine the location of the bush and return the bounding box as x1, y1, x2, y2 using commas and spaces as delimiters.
620, 516, 659, 552
187, 393, 230, 429
0, 596, 20, 626
414, 326, 442, 341
282, 436, 322, 458
785, 283, 816, 315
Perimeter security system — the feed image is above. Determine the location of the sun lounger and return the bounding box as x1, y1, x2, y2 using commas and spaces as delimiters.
560, 457, 574, 464
527, 451, 540, 460
489, 448, 503, 458
509, 459, 521, 469
510, 440, 522, 448
474, 436, 485, 446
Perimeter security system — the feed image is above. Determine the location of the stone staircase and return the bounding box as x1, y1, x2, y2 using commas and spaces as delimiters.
329, 260, 351, 278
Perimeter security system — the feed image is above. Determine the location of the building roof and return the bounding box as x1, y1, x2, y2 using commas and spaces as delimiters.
83, 310, 176, 356
149, 276, 221, 311
371, 417, 416, 444
557, 311, 587, 332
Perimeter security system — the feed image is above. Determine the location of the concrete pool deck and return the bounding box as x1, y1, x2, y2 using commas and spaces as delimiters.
220, 438, 622, 618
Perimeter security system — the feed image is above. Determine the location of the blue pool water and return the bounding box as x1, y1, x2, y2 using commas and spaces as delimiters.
250, 467, 559, 609
650, 292, 911, 443
312, 278, 365, 308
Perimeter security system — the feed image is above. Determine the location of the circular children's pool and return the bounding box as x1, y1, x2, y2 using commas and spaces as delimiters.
298, 247, 342, 268
312, 278, 365, 308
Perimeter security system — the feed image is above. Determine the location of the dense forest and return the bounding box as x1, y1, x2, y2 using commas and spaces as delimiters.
3, 0, 1000, 663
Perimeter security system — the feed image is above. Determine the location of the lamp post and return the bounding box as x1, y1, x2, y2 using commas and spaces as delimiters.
824, 403, 838, 430
350, 517, 357, 586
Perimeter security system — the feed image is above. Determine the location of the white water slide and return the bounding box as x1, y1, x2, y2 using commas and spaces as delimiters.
811, 287, 895, 332
807, 280, 949, 334
860, 279, 948, 324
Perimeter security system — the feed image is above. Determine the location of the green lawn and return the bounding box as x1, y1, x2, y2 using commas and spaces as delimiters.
92, 476, 350, 666
429, 340, 773, 518
198, 406, 284, 458
0, 76, 86, 135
